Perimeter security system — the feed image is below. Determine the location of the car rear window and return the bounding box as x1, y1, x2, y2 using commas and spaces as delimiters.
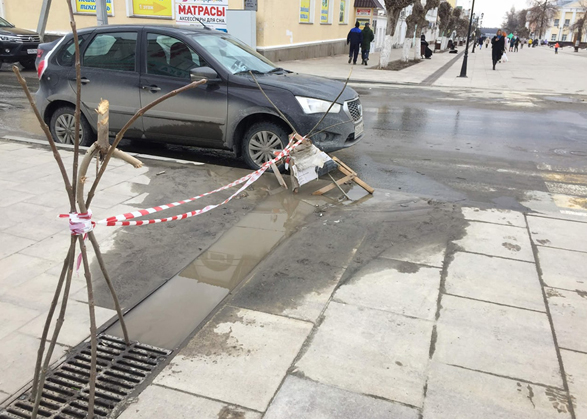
55, 35, 89, 67
83, 32, 137, 72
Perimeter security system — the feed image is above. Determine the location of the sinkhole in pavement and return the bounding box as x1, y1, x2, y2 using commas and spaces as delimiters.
106, 190, 322, 350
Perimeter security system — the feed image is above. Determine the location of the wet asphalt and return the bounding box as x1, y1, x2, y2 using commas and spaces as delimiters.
2, 66, 586, 210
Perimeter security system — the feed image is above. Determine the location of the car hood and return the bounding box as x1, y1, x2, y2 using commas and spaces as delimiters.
257, 72, 358, 104
0, 27, 38, 36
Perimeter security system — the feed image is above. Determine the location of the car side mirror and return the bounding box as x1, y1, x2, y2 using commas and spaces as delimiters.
190, 66, 220, 84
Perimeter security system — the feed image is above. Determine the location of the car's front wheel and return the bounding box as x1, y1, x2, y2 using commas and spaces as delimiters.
242, 122, 289, 170
50, 106, 95, 146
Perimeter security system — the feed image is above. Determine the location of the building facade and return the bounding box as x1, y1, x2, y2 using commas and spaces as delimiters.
544, 0, 587, 44
0, 0, 385, 61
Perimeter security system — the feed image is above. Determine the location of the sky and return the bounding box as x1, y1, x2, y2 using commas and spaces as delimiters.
457, 0, 531, 28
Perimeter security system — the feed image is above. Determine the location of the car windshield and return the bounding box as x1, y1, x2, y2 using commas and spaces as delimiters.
189, 33, 276, 75
0, 17, 14, 28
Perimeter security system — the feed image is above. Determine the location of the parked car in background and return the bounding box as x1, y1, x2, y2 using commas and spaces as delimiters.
0, 17, 40, 70
35, 25, 363, 169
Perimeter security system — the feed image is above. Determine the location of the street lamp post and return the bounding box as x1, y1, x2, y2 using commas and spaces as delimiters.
458, 0, 477, 77
472, 14, 478, 53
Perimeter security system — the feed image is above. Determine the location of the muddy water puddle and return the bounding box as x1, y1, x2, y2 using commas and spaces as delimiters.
107, 190, 319, 349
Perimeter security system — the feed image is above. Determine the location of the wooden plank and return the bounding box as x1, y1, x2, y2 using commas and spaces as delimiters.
332, 156, 357, 176
271, 162, 288, 190
312, 174, 354, 196
337, 165, 375, 194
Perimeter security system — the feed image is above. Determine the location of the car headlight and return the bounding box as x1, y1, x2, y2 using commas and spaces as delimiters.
296, 97, 341, 114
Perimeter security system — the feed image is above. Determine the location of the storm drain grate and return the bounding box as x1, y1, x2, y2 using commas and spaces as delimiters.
1, 335, 171, 419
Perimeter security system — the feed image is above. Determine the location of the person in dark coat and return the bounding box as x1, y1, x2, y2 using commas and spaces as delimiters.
361, 22, 375, 65
491, 30, 505, 70
421, 35, 433, 59
347, 21, 363, 65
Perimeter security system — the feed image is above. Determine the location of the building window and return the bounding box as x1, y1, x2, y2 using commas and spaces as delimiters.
300, 0, 314, 23
321, 0, 332, 24
554, 19, 559, 26
562, 34, 567, 41
564, 19, 570, 26
339, 0, 348, 24
551, 34, 556, 41
74, 0, 114, 16
128, 0, 173, 18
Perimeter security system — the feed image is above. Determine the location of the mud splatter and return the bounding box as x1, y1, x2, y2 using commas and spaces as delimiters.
546, 288, 565, 298
545, 387, 570, 413
576, 290, 587, 299
218, 406, 246, 419
395, 361, 403, 366
527, 385, 535, 408
537, 239, 551, 245
502, 242, 521, 252
396, 262, 421, 274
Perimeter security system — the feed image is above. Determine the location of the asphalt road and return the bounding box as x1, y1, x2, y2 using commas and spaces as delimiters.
1, 66, 587, 211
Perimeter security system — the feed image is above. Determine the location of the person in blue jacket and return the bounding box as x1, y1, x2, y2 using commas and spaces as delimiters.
347, 22, 363, 65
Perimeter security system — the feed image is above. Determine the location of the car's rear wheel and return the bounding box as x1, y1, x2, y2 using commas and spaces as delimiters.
242, 122, 289, 170
50, 106, 95, 146
19, 59, 36, 70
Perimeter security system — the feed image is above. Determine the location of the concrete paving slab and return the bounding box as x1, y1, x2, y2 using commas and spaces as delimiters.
561, 349, 587, 419
0, 189, 34, 208
265, 375, 419, 419
154, 306, 313, 412
445, 252, 545, 311
461, 207, 527, 228
423, 362, 572, 419
0, 253, 55, 289
118, 385, 261, 419
546, 288, 587, 353
434, 295, 562, 388
3, 214, 65, 241
380, 241, 446, 268
0, 232, 35, 260
295, 302, 433, 408
537, 247, 587, 292
453, 221, 535, 262
19, 231, 73, 262
0, 332, 67, 395
91, 191, 141, 210
0, 390, 9, 405
2, 273, 86, 312
19, 299, 115, 347
528, 215, 587, 253
0, 301, 40, 340
22, 190, 70, 210
334, 258, 441, 320
0, 202, 55, 230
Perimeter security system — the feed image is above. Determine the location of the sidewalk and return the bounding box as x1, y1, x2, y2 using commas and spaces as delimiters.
116, 192, 587, 416
432, 45, 587, 94
279, 49, 462, 85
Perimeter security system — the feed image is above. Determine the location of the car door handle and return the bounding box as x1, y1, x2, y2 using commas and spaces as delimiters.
142, 85, 161, 93
70, 77, 90, 84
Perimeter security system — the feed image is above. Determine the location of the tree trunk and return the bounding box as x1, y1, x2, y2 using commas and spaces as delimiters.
402, 36, 413, 61
380, 35, 394, 67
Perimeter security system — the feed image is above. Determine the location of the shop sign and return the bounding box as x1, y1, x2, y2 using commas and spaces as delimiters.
175, 0, 228, 31
300, 0, 311, 23
356, 8, 372, 16
132, 0, 172, 17
244, 0, 257, 11
75, 0, 113, 15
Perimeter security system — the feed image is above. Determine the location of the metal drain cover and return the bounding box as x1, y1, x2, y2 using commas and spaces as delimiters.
1, 335, 171, 419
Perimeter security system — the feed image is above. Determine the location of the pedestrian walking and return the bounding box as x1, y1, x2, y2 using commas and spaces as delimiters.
555, 42, 560, 54
361, 22, 374, 65
347, 22, 363, 65
485, 37, 490, 49
514, 37, 519, 52
528, 39, 532, 48
491, 30, 505, 70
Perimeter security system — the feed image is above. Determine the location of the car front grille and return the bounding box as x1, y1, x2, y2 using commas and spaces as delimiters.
15, 34, 40, 43
346, 98, 362, 122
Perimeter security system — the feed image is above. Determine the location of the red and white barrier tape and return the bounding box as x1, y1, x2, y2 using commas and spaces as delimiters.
60, 210, 95, 235
94, 139, 303, 227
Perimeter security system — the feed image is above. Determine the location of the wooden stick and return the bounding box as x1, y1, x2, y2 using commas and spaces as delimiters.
336, 164, 375, 194
312, 174, 354, 196
30, 237, 76, 402
30, 238, 77, 419
78, 235, 97, 419
271, 162, 288, 189
12, 66, 75, 212
66, 0, 82, 206
85, 79, 206, 208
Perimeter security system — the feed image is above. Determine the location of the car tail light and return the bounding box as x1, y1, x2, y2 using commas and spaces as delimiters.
37, 50, 43, 58
37, 59, 46, 79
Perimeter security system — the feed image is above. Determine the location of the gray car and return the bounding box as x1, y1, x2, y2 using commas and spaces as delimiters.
35, 25, 363, 169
